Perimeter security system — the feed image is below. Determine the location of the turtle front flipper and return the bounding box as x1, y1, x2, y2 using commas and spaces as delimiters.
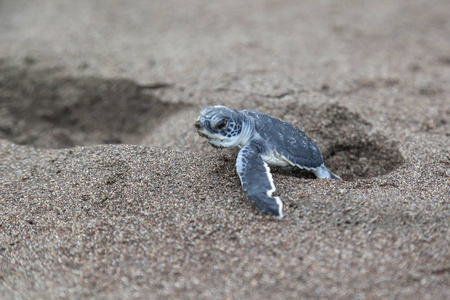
236, 141, 283, 219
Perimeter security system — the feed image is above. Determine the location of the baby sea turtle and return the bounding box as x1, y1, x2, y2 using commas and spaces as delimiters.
194, 105, 341, 219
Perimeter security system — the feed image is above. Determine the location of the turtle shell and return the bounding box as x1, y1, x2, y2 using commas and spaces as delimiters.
242, 110, 324, 169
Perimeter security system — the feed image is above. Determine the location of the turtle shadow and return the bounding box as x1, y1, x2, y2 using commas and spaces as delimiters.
272, 167, 317, 180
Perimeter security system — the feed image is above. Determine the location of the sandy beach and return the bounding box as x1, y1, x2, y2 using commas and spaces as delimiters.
1, 0, 449, 298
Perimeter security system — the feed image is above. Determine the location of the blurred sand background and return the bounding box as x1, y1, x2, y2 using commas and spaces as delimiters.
0, 0, 449, 298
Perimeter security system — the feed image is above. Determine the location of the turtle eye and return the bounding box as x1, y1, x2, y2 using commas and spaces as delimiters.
215, 118, 229, 130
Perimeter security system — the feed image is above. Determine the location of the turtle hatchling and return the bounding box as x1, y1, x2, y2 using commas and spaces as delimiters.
194, 105, 341, 219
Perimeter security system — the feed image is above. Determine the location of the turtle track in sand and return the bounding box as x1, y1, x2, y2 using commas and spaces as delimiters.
0, 61, 403, 180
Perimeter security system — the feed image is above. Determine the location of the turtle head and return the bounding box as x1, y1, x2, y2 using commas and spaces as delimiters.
194, 105, 243, 148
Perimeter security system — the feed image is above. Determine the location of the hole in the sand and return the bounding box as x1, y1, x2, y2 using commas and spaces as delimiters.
0, 62, 186, 149
271, 103, 405, 181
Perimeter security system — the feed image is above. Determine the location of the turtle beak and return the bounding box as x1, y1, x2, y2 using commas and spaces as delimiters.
194, 120, 204, 130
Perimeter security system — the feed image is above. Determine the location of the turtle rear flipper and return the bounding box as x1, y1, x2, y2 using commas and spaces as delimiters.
312, 165, 343, 180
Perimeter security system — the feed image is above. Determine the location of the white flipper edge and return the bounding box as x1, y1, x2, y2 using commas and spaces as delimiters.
236, 143, 284, 219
